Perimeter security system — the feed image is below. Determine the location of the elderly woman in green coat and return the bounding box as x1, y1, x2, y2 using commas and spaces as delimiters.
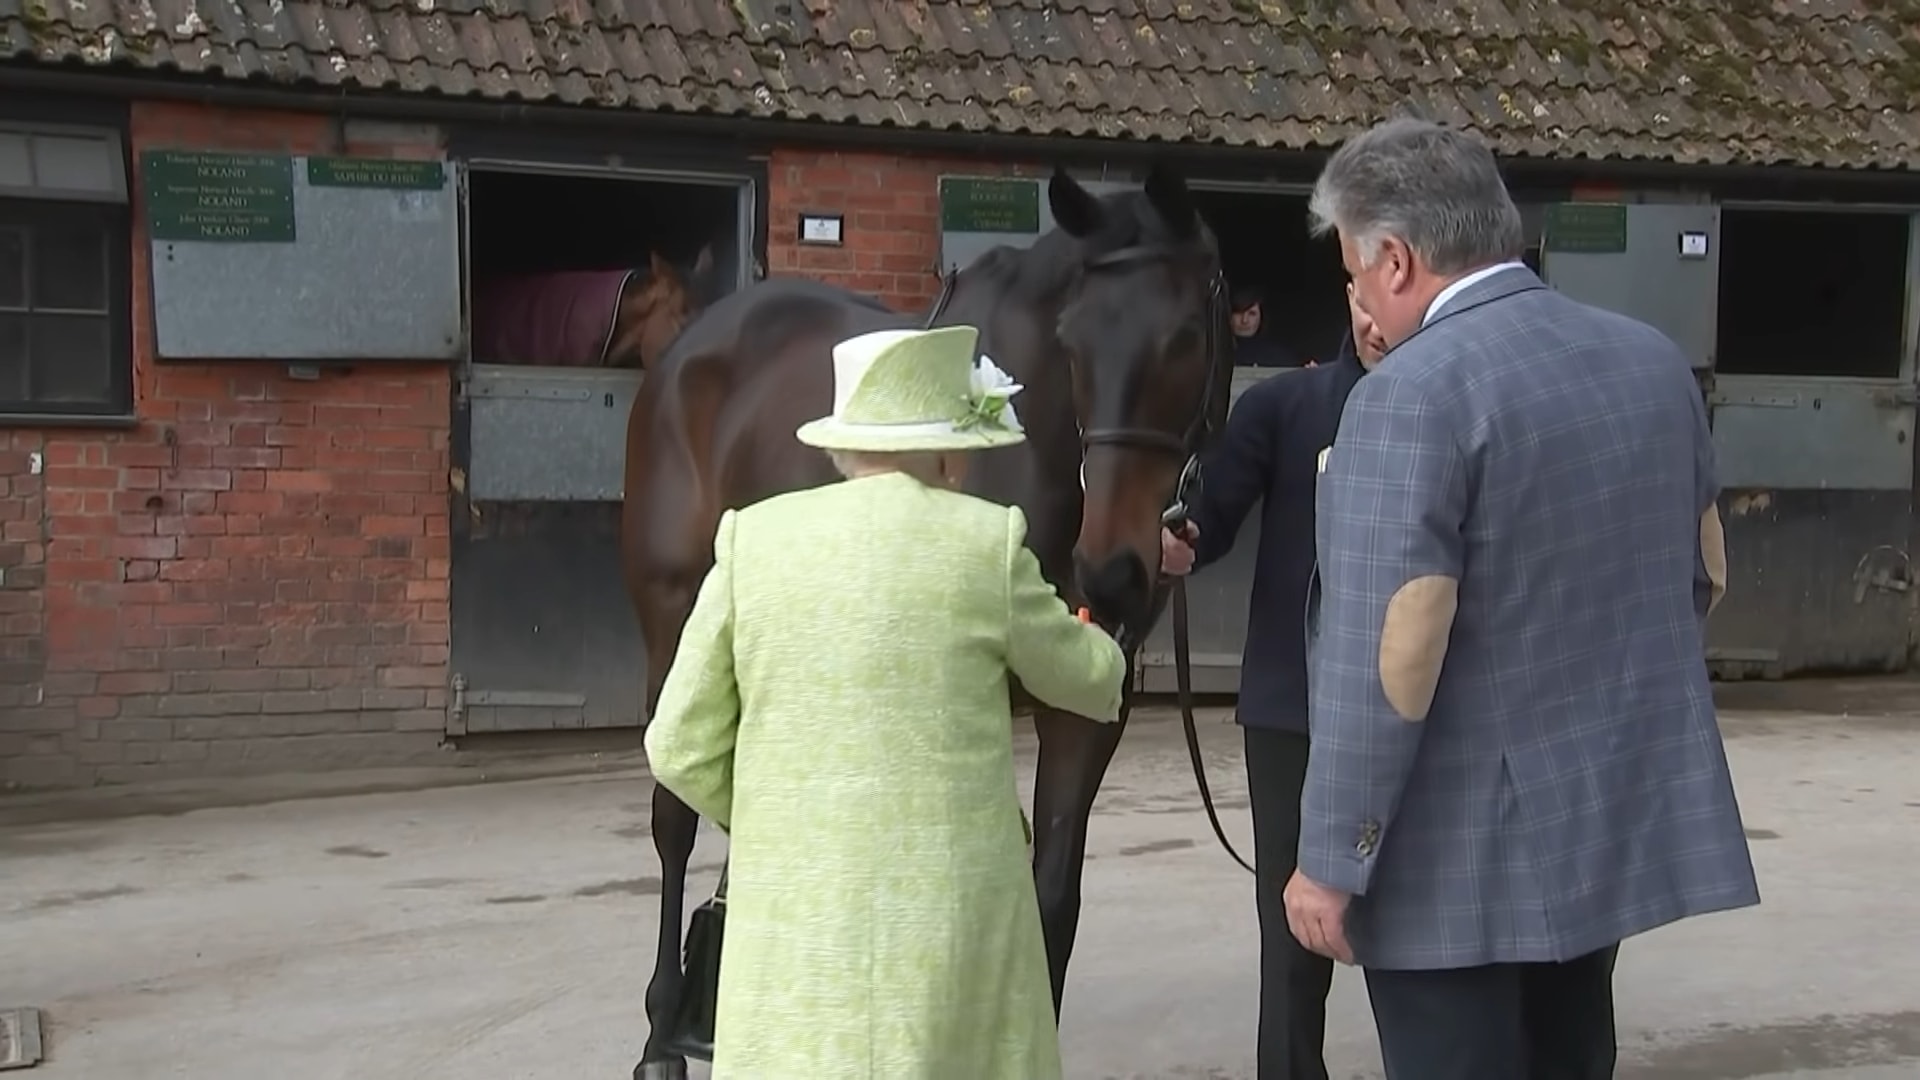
643, 323, 1128, 1079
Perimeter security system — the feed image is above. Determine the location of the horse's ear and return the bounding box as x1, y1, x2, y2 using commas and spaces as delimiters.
1143, 162, 1198, 237
1048, 168, 1104, 238
691, 243, 715, 279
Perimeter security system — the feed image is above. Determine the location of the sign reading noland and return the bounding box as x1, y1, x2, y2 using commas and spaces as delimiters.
142, 151, 296, 243
140, 153, 451, 244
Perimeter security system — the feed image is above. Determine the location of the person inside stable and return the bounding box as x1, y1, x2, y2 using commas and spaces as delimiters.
1228, 284, 1307, 369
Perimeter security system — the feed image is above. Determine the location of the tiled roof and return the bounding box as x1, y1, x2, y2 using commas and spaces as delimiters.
4, 0, 1920, 170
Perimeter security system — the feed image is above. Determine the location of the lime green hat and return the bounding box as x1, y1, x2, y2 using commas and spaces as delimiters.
795, 325, 1027, 452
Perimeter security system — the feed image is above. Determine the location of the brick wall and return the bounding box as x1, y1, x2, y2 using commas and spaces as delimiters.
766, 149, 1034, 314
2, 127, 1038, 789
0, 102, 453, 790
0, 433, 48, 775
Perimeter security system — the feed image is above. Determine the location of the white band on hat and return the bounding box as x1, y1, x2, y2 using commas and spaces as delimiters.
810, 418, 974, 437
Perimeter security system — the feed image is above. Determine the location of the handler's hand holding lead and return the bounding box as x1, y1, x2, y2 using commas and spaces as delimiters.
1159, 523, 1200, 577
1283, 869, 1355, 965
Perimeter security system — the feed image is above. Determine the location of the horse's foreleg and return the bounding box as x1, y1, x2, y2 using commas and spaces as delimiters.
635, 782, 700, 1080
1030, 705, 1130, 1017
633, 576, 702, 1080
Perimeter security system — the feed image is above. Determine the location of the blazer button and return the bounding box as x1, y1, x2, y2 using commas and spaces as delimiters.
1356, 820, 1381, 856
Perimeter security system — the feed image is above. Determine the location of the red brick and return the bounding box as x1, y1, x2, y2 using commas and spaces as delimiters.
363, 516, 424, 538
97, 670, 169, 695
158, 559, 230, 582
264, 470, 333, 493
111, 536, 178, 561
106, 444, 177, 468
165, 468, 234, 491
153, 603, 222, 626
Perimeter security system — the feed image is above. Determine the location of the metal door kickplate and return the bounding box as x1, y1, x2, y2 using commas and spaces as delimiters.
0, 1007, 44, 1070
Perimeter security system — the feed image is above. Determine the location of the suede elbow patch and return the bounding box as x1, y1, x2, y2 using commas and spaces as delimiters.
1378, 575, 1459, 722
1700, 506, 1728, 614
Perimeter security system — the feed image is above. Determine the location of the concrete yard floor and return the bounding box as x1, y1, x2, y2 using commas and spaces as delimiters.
4, 684, 1920, 1080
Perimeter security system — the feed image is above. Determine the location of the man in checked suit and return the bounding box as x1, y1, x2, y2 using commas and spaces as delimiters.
1282, 117, 1761, 1079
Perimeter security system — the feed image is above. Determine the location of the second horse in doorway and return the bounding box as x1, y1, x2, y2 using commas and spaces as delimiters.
471, 246, 715, 370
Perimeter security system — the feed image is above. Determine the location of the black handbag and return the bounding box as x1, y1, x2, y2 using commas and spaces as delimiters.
659, 864, 728, 1063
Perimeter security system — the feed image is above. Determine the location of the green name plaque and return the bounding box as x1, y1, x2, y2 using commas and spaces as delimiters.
940, 177, 1041, 234
1543, 202, 1629, 255
142, 150, 296, 244
307, 157, 446, 190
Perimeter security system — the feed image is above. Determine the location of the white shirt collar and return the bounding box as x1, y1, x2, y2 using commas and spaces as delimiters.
1421, 260, 1528, 327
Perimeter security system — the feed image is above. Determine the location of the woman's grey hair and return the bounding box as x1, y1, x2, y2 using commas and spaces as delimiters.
826, 449, 947, 481
1307, 118, 1525, 275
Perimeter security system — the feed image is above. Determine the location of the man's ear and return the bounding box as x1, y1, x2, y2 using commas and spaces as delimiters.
1381, 237, 1416, 292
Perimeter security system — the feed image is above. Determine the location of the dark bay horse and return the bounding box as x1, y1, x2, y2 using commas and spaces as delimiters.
621, 166, 1232, 1078
471, 246, 714, 370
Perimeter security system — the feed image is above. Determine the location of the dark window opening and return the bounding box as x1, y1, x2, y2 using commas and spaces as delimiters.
0, 198, 131, 416
1190, 190, 1349, 369
1715, 209, 1911, 379
466, 169, 743, 322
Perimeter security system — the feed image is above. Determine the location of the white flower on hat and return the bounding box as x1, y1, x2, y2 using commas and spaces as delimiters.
962, 355, 1024, 433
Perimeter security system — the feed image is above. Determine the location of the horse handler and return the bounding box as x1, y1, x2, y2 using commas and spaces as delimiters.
1285, 116, 1760, 1080
643, 325, 1129, 1079
1158, 282, 1387, 1080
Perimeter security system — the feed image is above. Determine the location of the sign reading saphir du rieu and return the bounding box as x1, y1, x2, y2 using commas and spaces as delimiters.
142, 150, 297, 244
306, 156, 446, 190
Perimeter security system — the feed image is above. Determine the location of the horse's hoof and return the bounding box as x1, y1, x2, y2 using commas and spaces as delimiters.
633, 1059, 689, 1080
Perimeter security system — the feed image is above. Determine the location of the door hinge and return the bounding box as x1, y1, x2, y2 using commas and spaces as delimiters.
1870, 384, 1920, 408
447, 672, 468, 737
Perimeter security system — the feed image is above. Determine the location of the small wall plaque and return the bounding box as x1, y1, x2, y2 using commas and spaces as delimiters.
940, 176, 1041, 234
1544, 202, 1628, 254
1679, 231, 1710, 259
799, 213, 844, 246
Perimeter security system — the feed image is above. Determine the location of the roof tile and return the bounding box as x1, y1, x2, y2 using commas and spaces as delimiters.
4, 0, 1919, 168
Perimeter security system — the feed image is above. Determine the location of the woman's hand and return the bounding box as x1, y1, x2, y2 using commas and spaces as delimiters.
1076, 606, 1138, 656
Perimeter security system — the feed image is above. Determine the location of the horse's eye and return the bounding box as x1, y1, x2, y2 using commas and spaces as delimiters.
1163, 324, 1203, 361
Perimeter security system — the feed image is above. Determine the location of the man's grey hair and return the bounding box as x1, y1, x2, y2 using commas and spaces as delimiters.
1307, 118, 1525, 275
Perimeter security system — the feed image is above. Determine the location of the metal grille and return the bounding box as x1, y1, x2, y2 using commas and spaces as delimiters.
0, 1006, 44, 1071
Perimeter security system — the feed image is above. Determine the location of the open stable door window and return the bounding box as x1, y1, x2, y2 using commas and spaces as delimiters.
0, 125, 132, 420
1715, 209, 1911, 379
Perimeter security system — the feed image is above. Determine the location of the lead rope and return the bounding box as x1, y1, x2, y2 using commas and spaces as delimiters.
1177, 271, 1255, 873
1173, 575, 1256, 874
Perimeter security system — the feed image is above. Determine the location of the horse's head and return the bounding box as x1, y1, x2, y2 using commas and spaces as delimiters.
616, 245, 716, 368
1049, 166, 1231, 638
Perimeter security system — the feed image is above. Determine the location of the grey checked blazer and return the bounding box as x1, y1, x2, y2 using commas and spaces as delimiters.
1301, 266, 1760, 971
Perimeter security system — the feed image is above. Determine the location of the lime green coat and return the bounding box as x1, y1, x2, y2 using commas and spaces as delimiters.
644, 471, 1128, 1079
